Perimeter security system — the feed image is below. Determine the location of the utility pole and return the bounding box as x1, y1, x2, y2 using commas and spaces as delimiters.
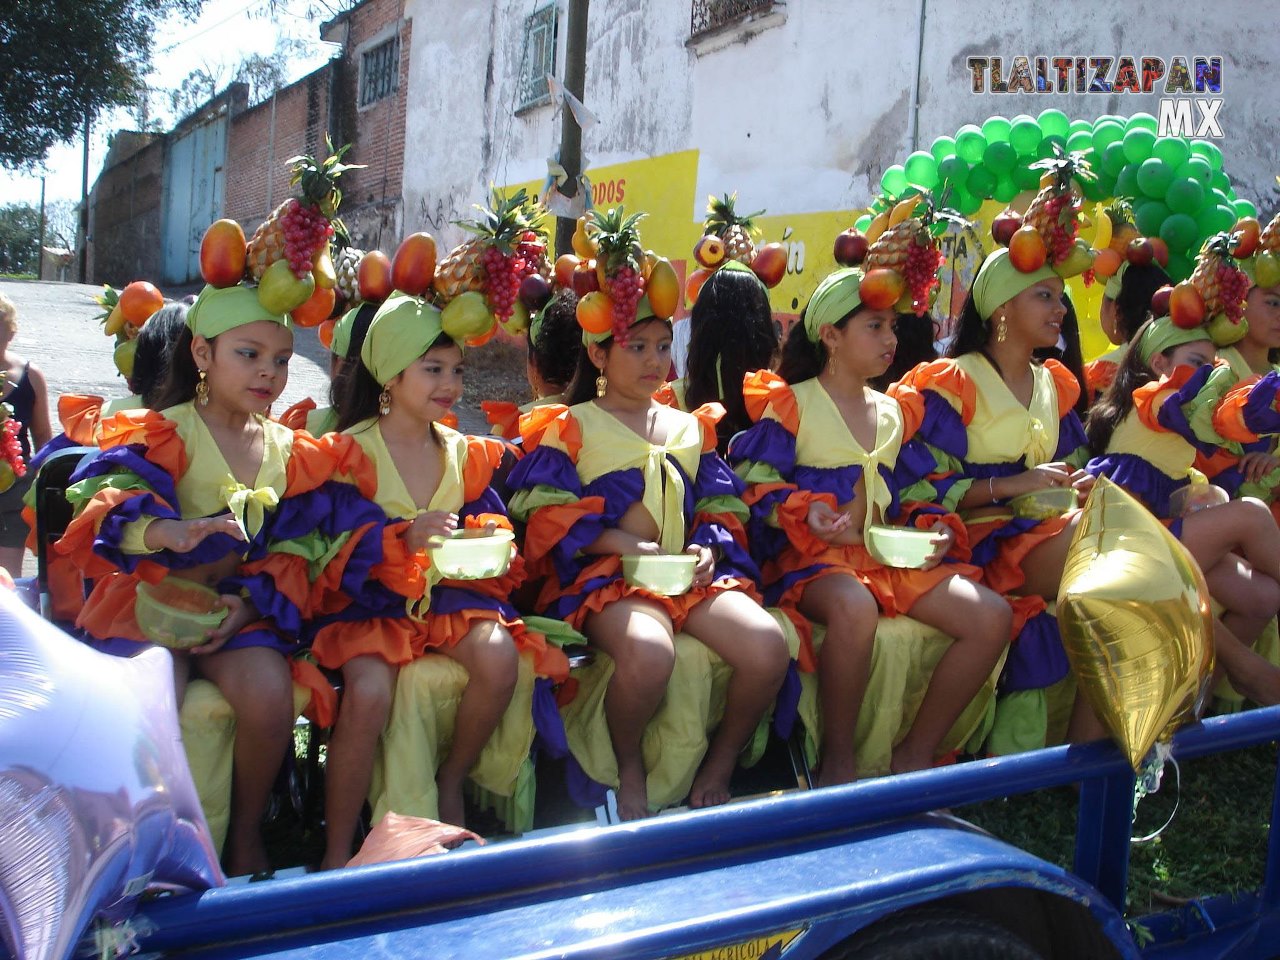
37, 177, 46, 281
78, 110, 90, 283
553, 0, 589, 257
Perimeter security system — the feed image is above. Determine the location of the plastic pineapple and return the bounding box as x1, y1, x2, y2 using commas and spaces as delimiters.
704, 193, 764, 264
863, 194, 960, 316
1189, 233, 1249, 324
334, 245, 364, 303
591, 206, 648, 338
246, 137, 360, 281
1103, 198, 1139, 255
1025, 145, 1093, 266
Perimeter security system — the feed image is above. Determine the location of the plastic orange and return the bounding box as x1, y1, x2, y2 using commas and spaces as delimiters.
554, 254, 580, 288
1092, 247, 1124, 279
317, 318, 337, 350
118, 281, 164, 326
292, 284, 336, 328
465, 325, 498, 347
858, 269, 906, 310
684, 267, 712, 306
577, 291, 614, 334
1009, 226, 1048, 273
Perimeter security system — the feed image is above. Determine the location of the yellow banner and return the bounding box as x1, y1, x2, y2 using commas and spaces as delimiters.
672, 927, 803, 960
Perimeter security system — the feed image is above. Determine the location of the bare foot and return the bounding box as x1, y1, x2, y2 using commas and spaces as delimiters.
688, 754, 735, 809
890, 743, 934, 776
1230, 662, 1280, 707
222, 831, 270, 879
615, 757, 651, 821
815, 754, 858, 788
436, 773, 467, 830
317, 847, 352, 872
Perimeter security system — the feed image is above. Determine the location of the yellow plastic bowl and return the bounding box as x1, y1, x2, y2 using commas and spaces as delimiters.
1009, 486, 1078, 520
621, 554, 696, 596
135, 578, 228, 650
431, 529, 515, 580
864, 524, 940, 569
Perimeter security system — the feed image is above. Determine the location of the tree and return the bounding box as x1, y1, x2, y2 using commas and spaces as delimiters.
44, 200, 80, 252
0, 0, 205, 170
0, 205, 42, 276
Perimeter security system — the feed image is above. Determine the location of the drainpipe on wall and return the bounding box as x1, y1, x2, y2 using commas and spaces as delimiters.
909, 0, 927, 153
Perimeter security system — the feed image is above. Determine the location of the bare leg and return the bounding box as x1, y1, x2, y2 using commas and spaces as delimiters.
1206, 553, 1280, 648
892, 577, 1011, 773
0, 545, 24, 580
434, 620, 519, 829
796, 573, 878, 787
584, 598, 677, 820
1017, 516, 1080, 601
319, 655, 397, 870
682, 590, 789, 807
1182, 499, 1280, 583
1213, 616, 1280, 706
172, 649, 191, 711
1066, 690, 1108, 744
196, 646, 294, 877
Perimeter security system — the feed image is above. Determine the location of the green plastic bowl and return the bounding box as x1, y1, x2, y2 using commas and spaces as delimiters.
135, 578, 228, 649
864, 525, 940, 569
1009, 486, 1078, 520
621, 554, 696, 596
431, 529, 515, 580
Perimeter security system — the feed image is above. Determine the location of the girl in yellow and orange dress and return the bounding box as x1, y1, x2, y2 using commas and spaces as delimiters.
1082, 260, 1171, 405
730, 268, 1010, 782
304, 292, 567, 868
508, 290, 789, 820
54, 284, 330, 876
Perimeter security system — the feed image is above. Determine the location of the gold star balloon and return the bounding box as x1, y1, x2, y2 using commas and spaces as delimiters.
1057, 477, 1214, 770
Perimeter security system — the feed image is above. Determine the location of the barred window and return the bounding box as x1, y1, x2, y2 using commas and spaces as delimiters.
518, 4, 557, 111
690, 0, 774, 38
359, 35, 400, 107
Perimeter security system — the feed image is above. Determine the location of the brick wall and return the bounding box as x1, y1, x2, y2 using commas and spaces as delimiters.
224, 65, 334, 235
89, 135, 166, 286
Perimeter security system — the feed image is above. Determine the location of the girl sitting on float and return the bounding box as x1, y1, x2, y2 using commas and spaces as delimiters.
305, 291, 567, 867
279, 299, 378, 436
508, 211, 788, 819
730, 261, 1011, 783
483, 289, 582, 440
1083, 256, 1172, 405
56, 283, 326, 877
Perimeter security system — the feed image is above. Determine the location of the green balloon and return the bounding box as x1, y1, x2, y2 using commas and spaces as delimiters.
967, 165, 997, 199
1134, 200, 1171, 236
1227, 187, 1238, 201
905, 150, 940, 188
1067, 131, 1094, 153
1191, 139, 1224, 171
1165, 178, 1205, 216
1122, 127, 1157, 164
1093, 170, 1118, 199
1152, 137, 1191, 168
954, 188, 982, 216
1197, 203, 1236, 236
1166, 253, 1194, 283
1235, 199, 1259, 220
983, 141, 1017, 174
938, 156, 969, 186
1037, 109, 1070, 139
930, 136, 957, 163
1100, 141, 1129, 177
1080, 174, 1108, 202
1013, 164, 1042, 190
955, 125, 987, 163
1098, 114, 1126, 127
1114, 164, 1141, 199
1176, 156, 1212, 186
1069, 119, 1094, 136
1136, 158, 1174, 199
1010, 116, 1042, 155
1209, 188, 1231, 209
982, 115, 1012, 143
1210, 171, 1231, 193
854, 214, 873, 232
1092, 121, 1125, 151
1160, 213, 1198, 252
994, 175, 1019, 203
1037, 135, 1067, 159
881, 164, 909, 197
1126, 112, 1159, 134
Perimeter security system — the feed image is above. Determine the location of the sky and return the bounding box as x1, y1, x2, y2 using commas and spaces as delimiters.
0, 0, 338, 208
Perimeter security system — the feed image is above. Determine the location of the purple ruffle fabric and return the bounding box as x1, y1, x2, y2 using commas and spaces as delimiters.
1086, 453, 1186, 520
1000, 610, 1070, 692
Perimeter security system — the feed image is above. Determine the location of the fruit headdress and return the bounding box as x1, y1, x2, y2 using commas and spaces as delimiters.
832, 193, 961, 316
1165, 232, 1252, 346
685, 193, 788, 305
1236, 209, 1280, 290
990, 145, 1096, 279
93, 280, 165, 380
570, 207, 680, 344
433, 187, 553, 347
1085, 199, 1171, 297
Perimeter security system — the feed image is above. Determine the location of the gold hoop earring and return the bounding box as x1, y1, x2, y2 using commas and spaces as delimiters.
195, 369, 209, 406
595, 371, 608, 398
378, 388, 392, 416
996, 316, 1008, 343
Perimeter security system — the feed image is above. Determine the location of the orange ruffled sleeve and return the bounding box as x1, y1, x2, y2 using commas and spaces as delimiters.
1133, 365, 1197, 432
1044, 358, 1082, 418
462, 435, 506, 502
482, 400, 521, 440
690, 402, 727, 454
653, 381, 680, 409
98, 409, 188, 480
889, 359, 976, 426
1084, 358, 1118, 404
314, 432, 379, 499
276, 397, 316, 431
1212, 374, 1266, 444
58, 394, 106, 446
519, 403, 581, 460
742, 370, 799, 432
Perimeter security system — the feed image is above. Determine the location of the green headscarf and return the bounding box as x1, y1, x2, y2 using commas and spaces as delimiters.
1103, 260, 1130, 300
803, 268, 864, 343
581, 294, 659, 346
361, 293, 446, 385
971, 248, 1060, 320
186, 284, 291, 339
330, 305, 359, 358
1137, 315, 1211, 364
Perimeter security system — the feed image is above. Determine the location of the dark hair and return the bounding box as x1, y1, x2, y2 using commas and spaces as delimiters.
149, 326, 201, 411
685, 268, 780, 449
1033, 293, 1089, 418
563, 317, 672, 406
945, 291, 990, 360
777, 306, 853, 384
132, 302, 188, 407
1085, 317, 1159, 454
874, 310, 938, 390
1112, 263, 1171, 343
529, 290, 582, 391
333, 332, 457, 432
327, 301, 379, 417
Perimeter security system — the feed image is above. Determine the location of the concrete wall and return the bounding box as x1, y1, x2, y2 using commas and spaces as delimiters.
88, 133, 167, 286
400, 0, 1278, 253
